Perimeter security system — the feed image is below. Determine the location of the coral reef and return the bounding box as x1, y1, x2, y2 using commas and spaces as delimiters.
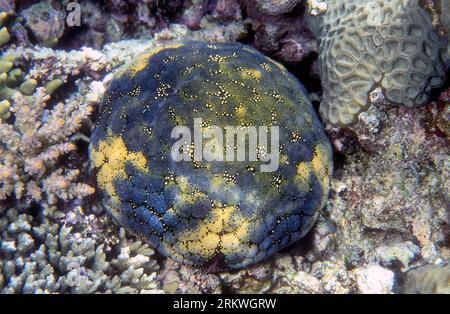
21, 1, 65, 47
242, 0, 317, 65
0, 0, 448, 294
0, 41, 110, 207
158, 251, 358, 294
0, 40, 158, 297
3, 0, 317, 67
326, 102, 449, 268
0, 2, 30, 47
89, 41, 333, 270
400, 264, 450, 294
64, 0, 243, 49
0, 204, 163, 293
1, 22, 249, 293
353, 264, 395, 294
256, 0, 302, 16
0, 88, 94, 205
308, 0, 449, 126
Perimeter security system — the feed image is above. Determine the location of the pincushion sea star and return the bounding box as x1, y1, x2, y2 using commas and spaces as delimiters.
89, 41, 332, 269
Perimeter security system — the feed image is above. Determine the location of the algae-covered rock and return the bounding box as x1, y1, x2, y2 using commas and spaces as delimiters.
21, 1, 65, 47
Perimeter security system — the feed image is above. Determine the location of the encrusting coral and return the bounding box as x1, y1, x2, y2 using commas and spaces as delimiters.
308, 0, 449, 126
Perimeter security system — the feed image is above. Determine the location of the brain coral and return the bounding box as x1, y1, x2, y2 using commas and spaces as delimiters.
438, 0, 450, 56
313, 0, 448, 126
89, 41, 332, 269
438, 0, 450, 31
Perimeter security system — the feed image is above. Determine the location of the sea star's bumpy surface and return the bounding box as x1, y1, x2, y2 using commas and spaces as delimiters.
313, 0, 448, 126
89, 41, 332, 269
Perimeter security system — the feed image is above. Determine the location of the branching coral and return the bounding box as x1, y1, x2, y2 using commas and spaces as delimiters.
0, 79, 161, 292
0, 88, 94, 205
0, 52, 64, 108
0, 204, 162, 293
